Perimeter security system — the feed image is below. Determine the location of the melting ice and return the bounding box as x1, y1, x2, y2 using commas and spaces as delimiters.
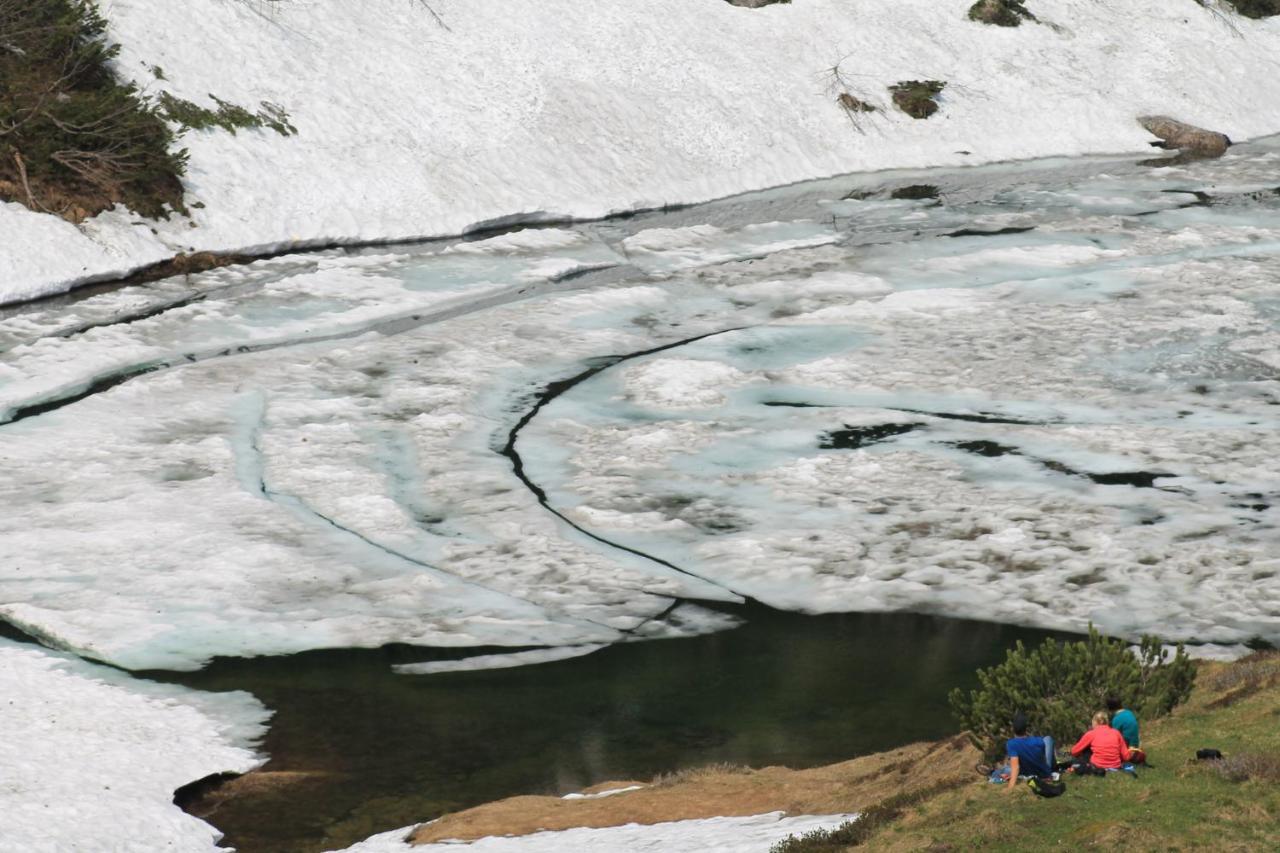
2, 143, 1279, 671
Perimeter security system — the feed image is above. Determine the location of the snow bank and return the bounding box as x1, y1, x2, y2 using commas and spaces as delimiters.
0, 638, 267, 852
330, 811, 859, 853
4, 0, 1280, 304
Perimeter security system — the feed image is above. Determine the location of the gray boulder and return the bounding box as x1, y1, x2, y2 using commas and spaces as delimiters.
1139, 116, 1232, 156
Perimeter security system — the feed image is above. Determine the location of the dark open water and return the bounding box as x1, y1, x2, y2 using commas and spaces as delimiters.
146, 605, 1073, 852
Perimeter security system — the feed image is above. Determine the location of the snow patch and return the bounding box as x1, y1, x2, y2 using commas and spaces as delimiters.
329, 811, 860, 853
0, 638, 267, 852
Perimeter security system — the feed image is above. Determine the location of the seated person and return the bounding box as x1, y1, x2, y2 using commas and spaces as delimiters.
1106, 695, 1139, 745
1002, 712, 1055, 793
1071, 710, 1132, 770
1107, 695, 1145, 761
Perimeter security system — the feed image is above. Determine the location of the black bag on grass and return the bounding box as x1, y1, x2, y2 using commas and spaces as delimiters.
1027, 777, 1066, 798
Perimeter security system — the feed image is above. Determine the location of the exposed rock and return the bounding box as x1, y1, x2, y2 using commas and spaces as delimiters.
1139, 115, 1232, 156
723, 0, 791, 7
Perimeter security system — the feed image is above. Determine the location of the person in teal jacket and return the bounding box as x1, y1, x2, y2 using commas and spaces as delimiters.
1106, 695, 1139, 747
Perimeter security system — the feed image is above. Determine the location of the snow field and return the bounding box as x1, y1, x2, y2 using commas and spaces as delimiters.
4, 0, 1280, 303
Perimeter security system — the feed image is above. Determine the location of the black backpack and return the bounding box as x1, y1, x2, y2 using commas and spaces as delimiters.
1028, 777, 1067, 798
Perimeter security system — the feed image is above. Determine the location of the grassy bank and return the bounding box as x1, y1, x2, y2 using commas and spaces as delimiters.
399, 652, 1279, 850
408, 737, 981, 845
859, 652, 1280, 851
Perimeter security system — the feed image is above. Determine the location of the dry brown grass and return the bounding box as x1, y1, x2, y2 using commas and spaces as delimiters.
1209, 752, 1280, 784
408, 736, 981, 844
651, 762, 752, 787
1205, 651, 1280, 709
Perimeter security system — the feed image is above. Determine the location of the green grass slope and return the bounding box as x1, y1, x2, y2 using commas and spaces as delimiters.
865, 652, 1280, 851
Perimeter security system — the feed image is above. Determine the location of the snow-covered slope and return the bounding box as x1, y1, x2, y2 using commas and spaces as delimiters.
3, 0, 1279, 304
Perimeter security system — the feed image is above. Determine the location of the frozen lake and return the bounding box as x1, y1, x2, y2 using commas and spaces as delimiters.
3, 141, 1278, 669
1, 140, 1278, 850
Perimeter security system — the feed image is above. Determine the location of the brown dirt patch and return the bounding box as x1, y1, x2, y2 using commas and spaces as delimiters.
114, 251, 257, 287
409, 735, 981, 844
184, 770, 339, 820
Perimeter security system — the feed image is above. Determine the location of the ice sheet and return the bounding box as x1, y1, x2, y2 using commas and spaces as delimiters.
393, 644, 608, 675
2, 140, 1278, 672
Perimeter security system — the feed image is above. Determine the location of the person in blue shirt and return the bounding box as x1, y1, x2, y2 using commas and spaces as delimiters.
1107, 695, 1143, 761
1003, 712, 1054, 793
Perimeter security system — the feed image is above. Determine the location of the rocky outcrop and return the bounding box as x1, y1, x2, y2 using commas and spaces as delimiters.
1139, 115, 1232, 156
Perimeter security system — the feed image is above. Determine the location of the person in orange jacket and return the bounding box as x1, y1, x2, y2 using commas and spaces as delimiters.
1071, 710, 1132, 770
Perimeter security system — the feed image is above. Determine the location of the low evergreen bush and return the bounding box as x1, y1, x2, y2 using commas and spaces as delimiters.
968, 0, 1034, 27
950, 627, 1196, 761
157, 93, 296, 137
1222, 0, 1280, 18
0, 0, 186, 218
889, 80, 946, 120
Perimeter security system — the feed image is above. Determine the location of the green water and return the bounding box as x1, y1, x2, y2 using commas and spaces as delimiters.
146, 605, 1073, 852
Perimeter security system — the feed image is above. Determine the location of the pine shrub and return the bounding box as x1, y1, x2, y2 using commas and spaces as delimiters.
968, 0, 1034, 27
1222, 0, 1280, 18
157, 93, 296, 137
949, 627, 1196, 761
0, 0, 186, 218
889, 80, 946, 120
